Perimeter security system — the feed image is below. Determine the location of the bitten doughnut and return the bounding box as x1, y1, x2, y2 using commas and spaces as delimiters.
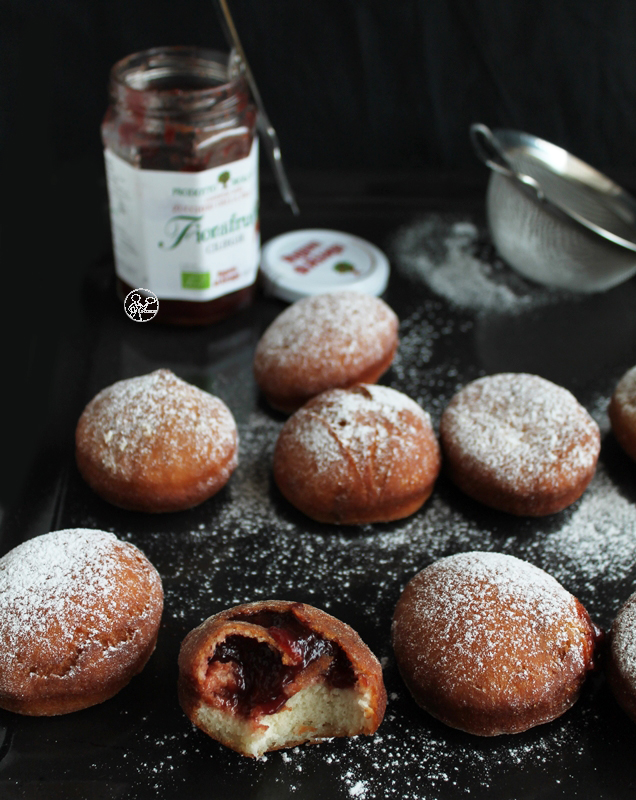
439, 373, 600, 516
76, 369, 238, 512
253, 291, 399, 412
609, 365, 636, 462
273, 384, 441, 525
606, 591, 636, 723
178, 600, 386, 758
0, 528, 163, 716
391, 551, 600, 736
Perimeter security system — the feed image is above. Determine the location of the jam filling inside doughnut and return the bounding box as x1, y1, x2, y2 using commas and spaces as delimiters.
206, 611, 356, 717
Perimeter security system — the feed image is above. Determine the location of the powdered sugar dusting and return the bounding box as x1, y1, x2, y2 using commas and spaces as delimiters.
77, 369, 237, 478
613, 365, 636, 422
392, 551, 591, 715
441, 373, 600, 489
0, 528, 161, 685
611, 593, 636, 685
253, 292, 397, 398
290, 385, 431, 472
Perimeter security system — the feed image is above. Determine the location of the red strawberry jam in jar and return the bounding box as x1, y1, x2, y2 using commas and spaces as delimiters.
102, 46, 259, 325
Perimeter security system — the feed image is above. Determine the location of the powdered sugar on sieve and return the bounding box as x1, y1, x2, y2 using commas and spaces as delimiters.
388, 215, 569, 313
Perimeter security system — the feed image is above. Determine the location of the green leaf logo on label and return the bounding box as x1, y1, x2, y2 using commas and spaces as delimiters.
333, 261, 358, 274
181, 271, 211, 289
219, 171, 231, 188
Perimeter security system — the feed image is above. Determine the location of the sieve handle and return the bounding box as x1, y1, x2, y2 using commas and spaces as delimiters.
217, 0, 300, 216
470, 123, 545, 202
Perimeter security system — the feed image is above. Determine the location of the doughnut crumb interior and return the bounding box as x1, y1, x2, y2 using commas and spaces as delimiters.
178, 600, 386, 757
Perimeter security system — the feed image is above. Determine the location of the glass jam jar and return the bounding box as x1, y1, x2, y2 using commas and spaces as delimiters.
102, 46, 259, 325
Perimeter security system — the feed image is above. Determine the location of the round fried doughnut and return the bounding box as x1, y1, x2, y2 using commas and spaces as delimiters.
0, 528, 163, 715
391, 551, 600, 736
439, 373, 600, 516
76, 369, 238, 512
253, 291, 399, 413
609, 365, 636, 462
606, 591, 636, 723
273, 384, 441, 525
178, 600, 386, 757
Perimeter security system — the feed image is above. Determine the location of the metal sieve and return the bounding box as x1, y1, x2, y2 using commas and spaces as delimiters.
470, 123, 636, 292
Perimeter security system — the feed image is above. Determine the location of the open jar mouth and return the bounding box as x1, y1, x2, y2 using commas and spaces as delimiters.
110, 45, 248, 119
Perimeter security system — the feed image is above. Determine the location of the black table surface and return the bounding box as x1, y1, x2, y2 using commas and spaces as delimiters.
2, 171, 636, 799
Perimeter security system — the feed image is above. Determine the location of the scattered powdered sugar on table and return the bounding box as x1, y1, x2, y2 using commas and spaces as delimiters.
388, 214, 569, 313
517, 464, 636, 621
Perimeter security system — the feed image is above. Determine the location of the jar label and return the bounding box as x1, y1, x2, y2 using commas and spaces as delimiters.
104, 141, 260, 301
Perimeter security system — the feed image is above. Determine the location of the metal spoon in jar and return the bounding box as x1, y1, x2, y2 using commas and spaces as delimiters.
216, 0, 300, 216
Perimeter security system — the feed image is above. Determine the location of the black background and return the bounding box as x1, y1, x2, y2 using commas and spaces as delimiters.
2, 0, 636, 521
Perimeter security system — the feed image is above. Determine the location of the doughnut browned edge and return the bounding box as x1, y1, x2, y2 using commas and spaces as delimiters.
609, 366, 636, 462
75, 369, 238, 513
273, 385, 441, 525
606, 592, 636, 723
253, 292, 399, 413
0, 530, 163, 716
391, 552, 601, 736
178, 600, 387, 758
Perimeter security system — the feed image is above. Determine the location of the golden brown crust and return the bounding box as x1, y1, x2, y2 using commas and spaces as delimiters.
609, 366, 636, 462
0, 529, 164, 716
273, 385, 441, 525
178, 600, 387, 755
391, 552, 600, 736
439, 373, 600, 516
253, 292, 399, 413
75, 369, 238, 512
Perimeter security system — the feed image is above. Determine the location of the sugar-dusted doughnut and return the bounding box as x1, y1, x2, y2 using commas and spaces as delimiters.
273, 384, 441, 525
0, 528, 163, 715
178, 600, 386, 757
439, 373, 600, 516
391, 551, 600, 736
609, 365, 636, 462
253, 291, 399, 413
76, 369, 238, 512
606, 591, 636, 723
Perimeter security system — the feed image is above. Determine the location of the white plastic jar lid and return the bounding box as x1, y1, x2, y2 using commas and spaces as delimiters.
260, 229, 391, 301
